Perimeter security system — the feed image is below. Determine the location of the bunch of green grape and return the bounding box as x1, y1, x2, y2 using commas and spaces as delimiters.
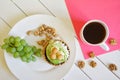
1, 36, 42, 63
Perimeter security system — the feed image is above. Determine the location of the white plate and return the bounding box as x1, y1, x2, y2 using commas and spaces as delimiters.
4, 14, 76, 80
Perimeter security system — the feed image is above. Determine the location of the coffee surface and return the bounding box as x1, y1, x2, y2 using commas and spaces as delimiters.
83, 22, 106, 44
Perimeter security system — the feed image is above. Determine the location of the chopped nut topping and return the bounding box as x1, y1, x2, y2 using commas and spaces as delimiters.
89, 52, 95, 58
89, 61, 97, 68
52, 47, 58, 54
108, 64, 117, 71
109, 39, 117, 45
57, 54, 63, 60
78, 61, 85, 69
50, 53, 56, 59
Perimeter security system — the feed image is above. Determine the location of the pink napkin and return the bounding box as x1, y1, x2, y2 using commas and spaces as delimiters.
65, 0, 120, 59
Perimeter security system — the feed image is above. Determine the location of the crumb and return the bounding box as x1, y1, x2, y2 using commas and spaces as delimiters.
78, 61, 85, 69
108, 64, 117, 71
109, 38, 117, 45
89, 51, 95, 58
89, 60, 97, 68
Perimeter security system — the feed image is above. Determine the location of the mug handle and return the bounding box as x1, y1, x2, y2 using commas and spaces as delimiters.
100, 42, 109, 51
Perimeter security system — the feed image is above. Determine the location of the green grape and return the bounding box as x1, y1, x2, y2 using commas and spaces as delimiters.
4, 38, 9, 44
19, 51, 25, 56
13, 52, 19, 58
9, 47, 16, 53
14, 42, 21, 47
2, 36, 42, 63
23, 46, 32, 53
26, 58, 32, 63
32, 56, 36, 62
35, 52, 41, 57
9, 43, 14, 47
15, 36, 21, 42
1, 44, 9, 49
9, 36, 15, 43
35, 49, 41, 57
6, 47, 11, 53
29, 51, 33, 55
25, 53, 32, 58
20, 39, 27, 46
16, 45, 23, 51
32, 46, 37, 52
21, 56, 27, 62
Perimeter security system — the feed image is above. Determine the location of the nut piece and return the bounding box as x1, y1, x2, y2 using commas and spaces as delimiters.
78, 61, 85, 69
57, 54, 63, 60
56, 52, 64, 60
34, 30, 39, 36
37, 40, 46, 45
26, 30, 33, 35
89, 61, 97, 68
108, 64, 117, 71
52, 47, 58, 54
89, 52, 95, 58
109, 39, 117, 45
50, 53, 56, 59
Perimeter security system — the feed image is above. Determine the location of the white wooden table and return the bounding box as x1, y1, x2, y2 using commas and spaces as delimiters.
0, 0, 120, 80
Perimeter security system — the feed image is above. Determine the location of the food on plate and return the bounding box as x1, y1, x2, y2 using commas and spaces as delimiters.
26, 24, 57, 37
1, 24, 70, 65
26, 24, 70, 66
77, 60, 85, 69
45, 40, 70, 65
1, 36, 42, 63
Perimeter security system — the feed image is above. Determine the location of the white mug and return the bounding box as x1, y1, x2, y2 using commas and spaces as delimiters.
80, 20, 109, 51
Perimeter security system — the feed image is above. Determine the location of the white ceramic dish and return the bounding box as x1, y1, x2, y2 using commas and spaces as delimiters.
4, 14, 76, 80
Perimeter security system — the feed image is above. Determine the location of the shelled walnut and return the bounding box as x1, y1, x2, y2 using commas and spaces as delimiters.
89, 51, 95, 58
89, 60, 97, 68
108, 64, 117, 71
109, 38, 117, 45
77, 60, 85, 69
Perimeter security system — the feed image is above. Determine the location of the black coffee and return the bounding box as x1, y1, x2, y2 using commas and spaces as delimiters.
83, 22, 106, 44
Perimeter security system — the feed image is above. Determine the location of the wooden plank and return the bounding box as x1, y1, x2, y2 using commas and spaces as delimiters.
82, 58, 120, 80
39, 0, 70, 19
98, 50, 120, 78
0, 0, 26, 27
12, 0, 51, 15
0, 49, 17, 80
39, 0, 75, 34
63, 64, 90, 80
74, 38, 120, 80
0, 19, 17, 80
0, 19, 10, 45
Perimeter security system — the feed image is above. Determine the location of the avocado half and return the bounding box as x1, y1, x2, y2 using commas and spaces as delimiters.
45, 40, 70, 65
